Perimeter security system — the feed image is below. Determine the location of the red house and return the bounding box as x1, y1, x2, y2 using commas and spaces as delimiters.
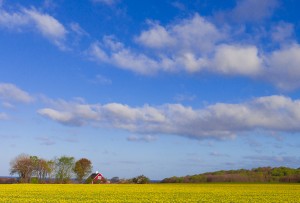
90, 171, 104, 184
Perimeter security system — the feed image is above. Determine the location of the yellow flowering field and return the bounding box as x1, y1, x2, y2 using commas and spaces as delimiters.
0, 184, 300, 202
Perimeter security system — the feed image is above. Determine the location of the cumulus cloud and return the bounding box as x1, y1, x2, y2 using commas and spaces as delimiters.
2, 3, 297, 90
135, 23, 175, 49
0, 7, 67, 49
38, 99, 100, 126
88, 9, 300, 90
23, 9, 66, 40
136, 14, 223, 53
89, 14, 226, 74
88, 14, 251, 76
265, 45, 300, 90
38, 95, 300, 140
0, 83, 34, 103
212, 44, 262, 76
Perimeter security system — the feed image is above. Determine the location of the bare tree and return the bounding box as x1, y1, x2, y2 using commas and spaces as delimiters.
10, 154, 34, 183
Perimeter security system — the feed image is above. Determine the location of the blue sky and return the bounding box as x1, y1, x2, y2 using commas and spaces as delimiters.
1, 0, 300, 180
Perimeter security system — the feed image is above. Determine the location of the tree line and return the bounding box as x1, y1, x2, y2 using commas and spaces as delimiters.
9, 154, 92, 183
161, 167, 300, 183
7, 153, 151, 184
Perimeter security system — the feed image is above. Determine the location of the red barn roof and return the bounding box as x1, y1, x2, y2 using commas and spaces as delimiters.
90, 172, 104, 184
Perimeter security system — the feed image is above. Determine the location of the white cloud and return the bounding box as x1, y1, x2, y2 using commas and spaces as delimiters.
89, 14, 226, 74
0, 83, 34, 103
172, 14, 223, 53
89, 39, 162, 75
25, 9, 66, 39
2, 2, 299, 90
110, 48, 160, 74
38, 99, 100, 126
101, 103, 166, 131
135, 23, 175, 49
0, 7, 67, 49
176, 52, 207, 73
38, 95, 300, 140
89, 42, 109, 62
38, 108, 75, 125
23, 8, 67, 48
136, 14, 223, 53
90, 38, 211, 74
265, 45, 300, 90
212, 44, 262, 76
0, 9, 29, 29
90, 40, 263, 77
89, 14, 267, 77
88, 10, 300, 90
0, 83, 33, 120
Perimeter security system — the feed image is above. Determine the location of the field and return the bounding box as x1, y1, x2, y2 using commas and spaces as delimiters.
0, 184, 300, 202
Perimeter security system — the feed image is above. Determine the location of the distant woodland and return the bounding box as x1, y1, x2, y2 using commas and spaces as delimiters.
1, 153, 300, 184
162, 167, 300, 183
